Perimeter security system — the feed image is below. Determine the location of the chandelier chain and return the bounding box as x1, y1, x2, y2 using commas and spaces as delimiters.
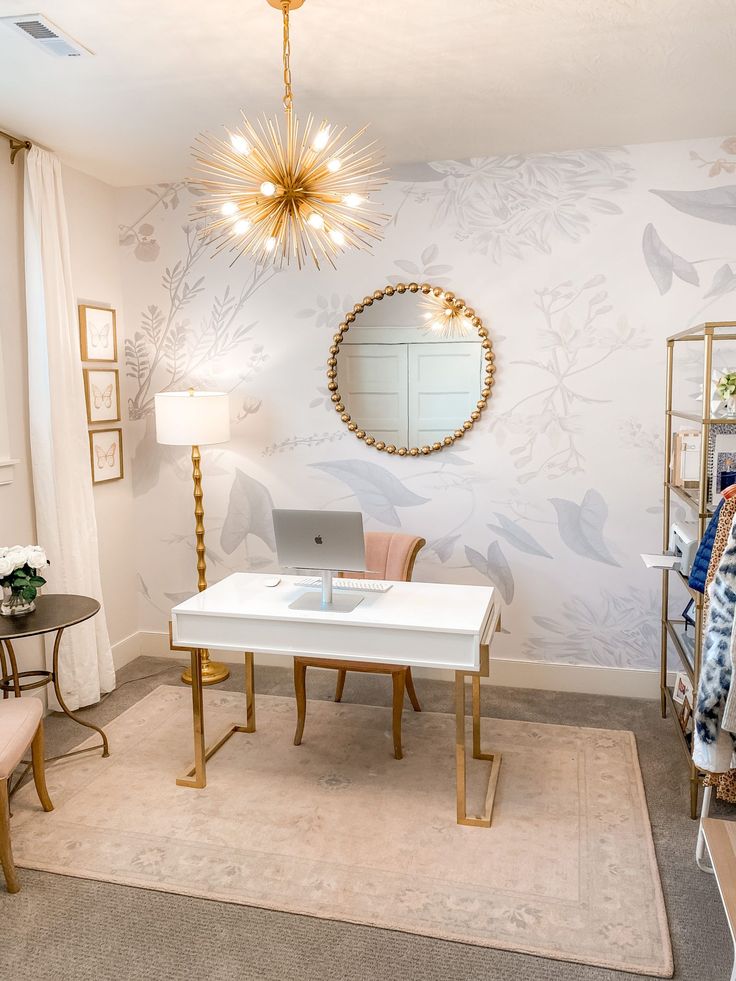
282, 1, 293, 113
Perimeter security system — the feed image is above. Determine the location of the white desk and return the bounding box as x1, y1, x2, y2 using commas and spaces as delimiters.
171, 573, 502, 827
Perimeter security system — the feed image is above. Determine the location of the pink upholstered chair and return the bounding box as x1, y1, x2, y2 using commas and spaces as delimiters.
1, 698, 53, 893
293, 532, 426, 759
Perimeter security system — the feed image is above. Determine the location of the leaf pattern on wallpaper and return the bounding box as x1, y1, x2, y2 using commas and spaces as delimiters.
524, 587, 658, 669
427, 533, 461, 563
119, 181, 206, 260
689, 138, 736, 177
642, 224, 699, 294
486, 514, 552, 558
549, 489, 619, 566
651, 186, 736, 225
295, 293, 354, 329
220, 469, 276, 555
124, 224, 273, 420
494, 276, 649, 482
395, 150, 634, 261
465, 542, 514, 603
310, 459, 429, 526
705, 263, 736, 299
388, 245, 453, 286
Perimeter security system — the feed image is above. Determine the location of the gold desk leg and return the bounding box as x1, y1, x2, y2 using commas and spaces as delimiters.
177, 649, 206, 788
245, 651, 256, 733
455, 668, 502, 828
176, 650, 256, 788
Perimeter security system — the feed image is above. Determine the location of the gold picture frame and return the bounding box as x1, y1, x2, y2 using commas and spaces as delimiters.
89, 428, 124, 484
83, 368, 121, 425
79, 304, 117, 362
328, 282, 495, 456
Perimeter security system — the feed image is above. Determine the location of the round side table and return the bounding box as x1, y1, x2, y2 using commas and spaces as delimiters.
0, 594, 109, 758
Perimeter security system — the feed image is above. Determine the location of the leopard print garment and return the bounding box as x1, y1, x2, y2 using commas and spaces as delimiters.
693, 509, 736, 773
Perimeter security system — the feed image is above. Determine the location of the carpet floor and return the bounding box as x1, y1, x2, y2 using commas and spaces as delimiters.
0, 656, 731, 981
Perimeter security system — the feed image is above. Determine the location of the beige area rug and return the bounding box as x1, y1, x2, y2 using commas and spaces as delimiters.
10, 686, 672, 976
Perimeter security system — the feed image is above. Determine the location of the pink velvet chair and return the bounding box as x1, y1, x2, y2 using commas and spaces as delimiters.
293, 532, 426, 759
1, 698, 53, 893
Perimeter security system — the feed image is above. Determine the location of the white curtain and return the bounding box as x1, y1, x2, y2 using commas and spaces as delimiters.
24, 147, 115, 709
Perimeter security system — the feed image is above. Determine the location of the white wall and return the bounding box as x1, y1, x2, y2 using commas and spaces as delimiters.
114, 135, 736, 682
63, 166, 138, 658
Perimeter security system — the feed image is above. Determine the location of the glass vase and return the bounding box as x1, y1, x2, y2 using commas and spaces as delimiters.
0, 588, 35, 617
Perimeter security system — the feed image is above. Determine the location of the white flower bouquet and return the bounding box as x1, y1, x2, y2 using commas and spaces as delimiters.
0, 545, 49, 615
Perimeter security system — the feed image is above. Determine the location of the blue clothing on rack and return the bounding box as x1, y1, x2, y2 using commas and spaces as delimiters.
689, 498, 724, 593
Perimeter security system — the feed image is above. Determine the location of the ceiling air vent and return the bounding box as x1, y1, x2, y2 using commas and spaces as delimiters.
1, 13, 92, 57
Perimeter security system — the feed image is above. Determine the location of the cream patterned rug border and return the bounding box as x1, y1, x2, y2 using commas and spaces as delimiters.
11, 686, 673, 977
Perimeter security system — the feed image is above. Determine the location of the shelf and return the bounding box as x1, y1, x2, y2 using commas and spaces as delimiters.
667, 410, 736, 426
664, 619, 695, 683
662, 685, 694, 763
666, 481, 713, 515
669, 569, 702, 602
668, 321, 736, 342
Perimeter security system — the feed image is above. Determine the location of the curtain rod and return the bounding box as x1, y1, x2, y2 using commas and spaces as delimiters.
0, 129, 32, 164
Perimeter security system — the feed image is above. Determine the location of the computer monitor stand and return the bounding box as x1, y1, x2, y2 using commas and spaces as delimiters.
289, 569, 364, 613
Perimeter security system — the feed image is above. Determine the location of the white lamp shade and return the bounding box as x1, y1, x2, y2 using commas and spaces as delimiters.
154, 391, 231, 446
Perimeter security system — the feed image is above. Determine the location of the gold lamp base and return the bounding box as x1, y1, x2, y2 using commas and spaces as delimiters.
181, 650, 230, 686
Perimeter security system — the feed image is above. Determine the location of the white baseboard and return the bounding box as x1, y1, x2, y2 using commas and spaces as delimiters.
134, 630, 673, 699
111, 631, 142, 671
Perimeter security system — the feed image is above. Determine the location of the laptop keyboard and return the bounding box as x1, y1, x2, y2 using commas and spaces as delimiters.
295, 577, 393, 593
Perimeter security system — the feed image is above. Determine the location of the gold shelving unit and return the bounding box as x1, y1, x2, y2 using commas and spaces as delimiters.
662, 321, 736, 818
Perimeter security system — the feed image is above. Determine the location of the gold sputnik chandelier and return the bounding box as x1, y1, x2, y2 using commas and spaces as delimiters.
191, 0, 387, 269
420, 291, 474, 339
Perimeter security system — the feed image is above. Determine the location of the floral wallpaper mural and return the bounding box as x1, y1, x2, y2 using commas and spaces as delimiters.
116, 135, 736, 671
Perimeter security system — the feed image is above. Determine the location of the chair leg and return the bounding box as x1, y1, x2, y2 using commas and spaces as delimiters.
0, 778, 19, 894
391, 669, 405, 760
31, 721, 53, 813
335, 669, 347, 703
405, 667, 421, 712
294, 660, 307, 746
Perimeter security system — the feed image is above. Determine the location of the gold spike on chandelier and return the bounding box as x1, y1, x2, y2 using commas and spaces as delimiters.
191, 0, 388, 270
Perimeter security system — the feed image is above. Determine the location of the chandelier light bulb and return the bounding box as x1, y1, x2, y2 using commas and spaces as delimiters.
220, 201, 238, 217
265, 236, 277, 252
327, 158, 341, 173
329, 228, 345, 246
312, 127, 330, 151
260, 181, 277, 197
343, 193, 362, 208
230, 133, 251, 155
233, 219, 251, 235
308, 212, 325, 230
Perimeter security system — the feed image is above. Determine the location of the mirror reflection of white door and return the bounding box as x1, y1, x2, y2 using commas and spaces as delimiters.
408, 343, 481, 446
339, 344, 409, 446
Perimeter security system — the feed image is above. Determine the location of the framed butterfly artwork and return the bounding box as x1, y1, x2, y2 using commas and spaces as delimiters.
89, 428, 124, 484
79, 304, 117, 362
83, 368, 121, 424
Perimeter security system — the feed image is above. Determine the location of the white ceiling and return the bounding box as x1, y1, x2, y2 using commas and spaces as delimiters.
1, 0, 735, 187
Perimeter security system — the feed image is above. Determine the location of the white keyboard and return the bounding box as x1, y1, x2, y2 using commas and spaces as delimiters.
296, 577, 393, 593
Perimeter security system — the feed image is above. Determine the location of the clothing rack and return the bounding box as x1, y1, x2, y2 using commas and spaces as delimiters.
661, 321, 736, 818
0, 128, 32, 164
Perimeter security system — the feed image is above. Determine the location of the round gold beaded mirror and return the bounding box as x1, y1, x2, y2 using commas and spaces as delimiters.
327, 283, 494, 456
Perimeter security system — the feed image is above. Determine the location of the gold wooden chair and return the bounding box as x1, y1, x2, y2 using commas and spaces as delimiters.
293, 532, 426, 760
1, 697, 53, 893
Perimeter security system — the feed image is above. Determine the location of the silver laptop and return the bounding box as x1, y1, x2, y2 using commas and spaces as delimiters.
272, 509, 366, 612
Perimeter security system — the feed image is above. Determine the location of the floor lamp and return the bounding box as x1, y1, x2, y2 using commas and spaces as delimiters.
154, 389, 231, 686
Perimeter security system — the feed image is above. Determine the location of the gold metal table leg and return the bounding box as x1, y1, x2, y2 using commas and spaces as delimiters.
455, 644, 502, 827
177, 650, 256, 788
51, 628, 110, 757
